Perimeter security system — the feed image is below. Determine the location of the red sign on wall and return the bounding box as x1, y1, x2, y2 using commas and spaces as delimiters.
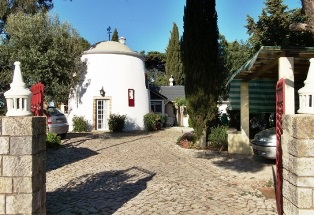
128, 89, 135, 107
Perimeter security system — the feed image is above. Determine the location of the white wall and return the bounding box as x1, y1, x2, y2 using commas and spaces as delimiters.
68, 53, 150, 131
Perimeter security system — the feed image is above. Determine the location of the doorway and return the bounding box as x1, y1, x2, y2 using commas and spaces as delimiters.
96, 99, 110, 130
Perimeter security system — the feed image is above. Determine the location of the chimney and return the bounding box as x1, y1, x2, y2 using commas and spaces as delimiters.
119, 37, 126, 45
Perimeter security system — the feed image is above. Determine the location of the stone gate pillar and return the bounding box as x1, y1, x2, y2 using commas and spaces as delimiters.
0, 116, 46, 214
282, 115, 314, 214
0, 61, 46, 214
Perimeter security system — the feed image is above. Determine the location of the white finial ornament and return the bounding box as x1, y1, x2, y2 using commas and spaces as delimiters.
169, 75, 174, 86
298, 58, 314, 114
4, 61, 32, 116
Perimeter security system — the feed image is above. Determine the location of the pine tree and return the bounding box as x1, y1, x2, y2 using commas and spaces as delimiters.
182, 0, 223, 143
165, 23, 183, 85
111, 28, 119, 41
246, 0, 314, 52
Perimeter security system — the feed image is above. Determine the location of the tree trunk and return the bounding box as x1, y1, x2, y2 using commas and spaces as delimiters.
198, 129, 207, 149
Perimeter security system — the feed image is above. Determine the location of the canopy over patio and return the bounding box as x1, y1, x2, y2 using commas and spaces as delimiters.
227, 46, 314, 155
228, 46, 314, 84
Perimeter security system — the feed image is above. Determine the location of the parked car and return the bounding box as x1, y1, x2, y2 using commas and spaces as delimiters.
44, 107, 69, 139
250, 127, 276, 160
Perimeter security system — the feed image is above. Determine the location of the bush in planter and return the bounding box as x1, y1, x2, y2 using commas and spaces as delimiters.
46, 132, 61, 148
72, 116, 88, 132
143, 112, 158, 131
207, 125, 228, 150
108, 113, 126, 132
177, 131, 197, 148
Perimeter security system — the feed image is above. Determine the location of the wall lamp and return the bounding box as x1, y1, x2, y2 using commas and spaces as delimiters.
100, 87, 106, 97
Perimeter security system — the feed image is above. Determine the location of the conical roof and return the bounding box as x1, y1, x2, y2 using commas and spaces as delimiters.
84, 41, 143, 60
85, 41, 132, 53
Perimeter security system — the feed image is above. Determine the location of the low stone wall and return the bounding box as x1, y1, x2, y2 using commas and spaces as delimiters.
282, 114, 314, 215
0, 116, 46, 214
227, 128, 252, 155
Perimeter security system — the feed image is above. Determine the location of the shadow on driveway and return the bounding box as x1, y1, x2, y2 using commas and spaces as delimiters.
47, 131, 153, 171
195, 152, 275, 174
64, 130, 153, 141
46, 146, 98, 172
47, 167, 156, 215
95, 135, 153, 152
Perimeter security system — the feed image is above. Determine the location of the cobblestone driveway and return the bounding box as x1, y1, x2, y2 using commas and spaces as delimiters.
46, 127, 277, 215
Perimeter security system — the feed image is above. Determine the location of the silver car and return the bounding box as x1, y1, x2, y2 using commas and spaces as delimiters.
45, 107, 69, 139
250, 127, 276, 160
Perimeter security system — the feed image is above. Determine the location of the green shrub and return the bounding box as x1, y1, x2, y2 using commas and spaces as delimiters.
143, 112, 159, 131
188, 117, 193, 128
108, 113, 126, 132
46, 132, 61, 148
175, 97, 186, 106
207, 125, 228, 150
72, 116, 88, 132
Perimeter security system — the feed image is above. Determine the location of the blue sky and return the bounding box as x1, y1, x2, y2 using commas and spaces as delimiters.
51, 0, 301, 53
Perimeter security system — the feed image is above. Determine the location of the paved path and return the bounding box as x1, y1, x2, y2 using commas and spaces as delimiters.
46, 127, 277, 215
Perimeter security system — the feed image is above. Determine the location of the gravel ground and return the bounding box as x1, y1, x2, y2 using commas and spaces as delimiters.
46, 127, 277, 215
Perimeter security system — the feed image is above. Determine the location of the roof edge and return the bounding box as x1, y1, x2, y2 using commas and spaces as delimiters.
226, 46, 278, 86
83, 50, 145, 61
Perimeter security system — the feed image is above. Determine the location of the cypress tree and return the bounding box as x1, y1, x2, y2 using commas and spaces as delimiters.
165, 23, 183, 85
111, 28, 119, 41
182, 0, 222, 143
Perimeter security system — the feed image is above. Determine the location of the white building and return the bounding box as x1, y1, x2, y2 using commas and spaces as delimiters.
67, 38, 150, 131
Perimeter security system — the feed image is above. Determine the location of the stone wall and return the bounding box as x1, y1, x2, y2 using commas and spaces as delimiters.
282, 114, 314, 215
0, 116, 46, 214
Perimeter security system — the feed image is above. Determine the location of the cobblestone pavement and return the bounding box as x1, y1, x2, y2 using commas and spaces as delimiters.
46, 127, 277, 215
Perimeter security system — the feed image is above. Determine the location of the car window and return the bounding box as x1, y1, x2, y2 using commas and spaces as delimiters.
47, 107, 63, 116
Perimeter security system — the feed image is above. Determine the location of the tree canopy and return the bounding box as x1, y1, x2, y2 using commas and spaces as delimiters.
0, 12, 89, 104
165, 23, 183, 85
144, 51, 165, 71
246, 0, 314, 52
219, 36, 253, 78
0, 0, 53, 37
144, 51, 167, 86
216, 35, 252, 100
182, 0, 224, 141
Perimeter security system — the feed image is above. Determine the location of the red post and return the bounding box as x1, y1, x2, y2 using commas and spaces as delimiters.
276, 78, 285, 215
30, 82, 45, 116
